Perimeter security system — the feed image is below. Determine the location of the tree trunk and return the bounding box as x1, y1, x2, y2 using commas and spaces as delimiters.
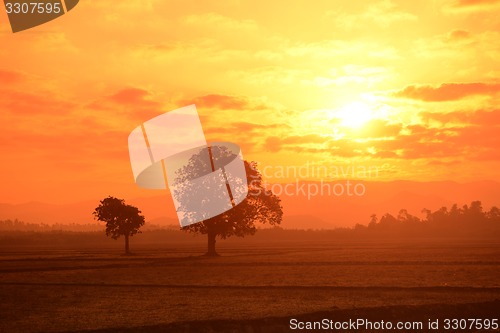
206, 230, 219, 256
125, 233, 130, 254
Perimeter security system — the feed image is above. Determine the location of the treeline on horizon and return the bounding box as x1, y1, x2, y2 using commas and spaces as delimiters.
0, 220, 176, 232
351, 200, 500, 237
0, 220, 104, 232
0, 201, 499, 246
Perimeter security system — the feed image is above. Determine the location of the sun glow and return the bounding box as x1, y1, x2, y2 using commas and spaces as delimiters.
336, 102, 374, 128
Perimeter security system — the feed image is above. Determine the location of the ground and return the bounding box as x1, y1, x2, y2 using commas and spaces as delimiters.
0, 239, 499, 332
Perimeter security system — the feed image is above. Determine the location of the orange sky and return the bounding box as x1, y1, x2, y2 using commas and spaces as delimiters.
1, 0, 499, 204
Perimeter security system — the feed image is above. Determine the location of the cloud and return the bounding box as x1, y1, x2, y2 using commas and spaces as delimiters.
257, 109, 500, 162
449, 0, 500, 11
362, 119, 403, 138
441, 0, 500, 14
264, 134, 328, 153
285, 39, 400, 60
109, 88, 153, 105
0, 91, 143, 204
180, 94, 249, 110
457, 0, 500, 4
260, 119, 418, 159
373, 150, 399, 158
448, 29, 472, 41
0, 87, 75, 116
0, 69, 23, 84
361, 0, 418, 26
88, 87, 163, 123
394, 83, 500, 101
420, 109, 500, 126
0, 86, 132, 179
370, 109, 500, 161
206, 121, 287, 135
203, 121, 290, 153
182, 13, 259, 32
325, 0, 417, 30
178, 94, 269, 111
175, 94, 290, 153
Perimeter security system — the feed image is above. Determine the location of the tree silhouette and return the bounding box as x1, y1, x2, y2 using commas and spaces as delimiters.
366, 201, 500, 237
93, 196, 145, 254
173, 145, 283, 256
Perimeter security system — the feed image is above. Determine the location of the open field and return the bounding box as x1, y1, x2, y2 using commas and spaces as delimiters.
0, 239, 499, 332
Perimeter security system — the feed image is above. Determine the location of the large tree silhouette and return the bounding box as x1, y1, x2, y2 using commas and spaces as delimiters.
93, 196, 145, 254
173, 145, 283, 256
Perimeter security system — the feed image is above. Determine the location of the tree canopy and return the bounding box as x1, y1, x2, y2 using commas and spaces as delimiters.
93, 196, 145, 254
173, 145, 283, 256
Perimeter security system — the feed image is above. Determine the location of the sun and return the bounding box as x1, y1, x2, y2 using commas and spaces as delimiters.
336, 101, 374, 128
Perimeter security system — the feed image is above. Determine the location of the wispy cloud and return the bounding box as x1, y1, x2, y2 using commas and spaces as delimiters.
394, 83, 500, 101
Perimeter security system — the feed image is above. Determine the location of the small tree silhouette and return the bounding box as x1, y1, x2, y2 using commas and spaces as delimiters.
174, 145, 283, 256
93, 196, 145, 254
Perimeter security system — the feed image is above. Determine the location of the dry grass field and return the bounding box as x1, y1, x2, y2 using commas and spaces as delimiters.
0, 239, 499, 332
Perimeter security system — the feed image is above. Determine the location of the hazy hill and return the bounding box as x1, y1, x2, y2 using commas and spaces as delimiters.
1, 180, 499, 229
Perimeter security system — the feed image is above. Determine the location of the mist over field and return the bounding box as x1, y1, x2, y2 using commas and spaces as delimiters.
2, 180, 500, 228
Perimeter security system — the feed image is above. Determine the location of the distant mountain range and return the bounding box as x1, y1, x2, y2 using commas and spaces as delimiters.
1, 180, 499, 229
